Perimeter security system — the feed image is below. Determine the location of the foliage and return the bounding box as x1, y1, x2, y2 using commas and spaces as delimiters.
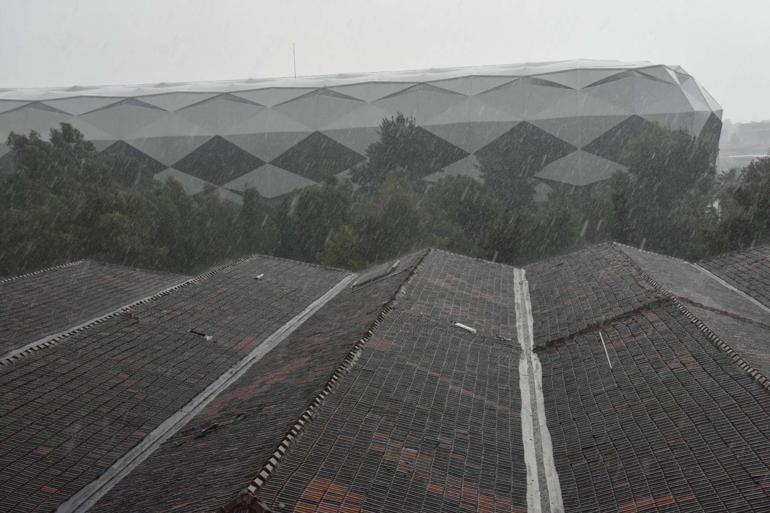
0, 125, 248, 275
608, 125, 717, 255
353, 114, 447, 189
3, 119, 770, 278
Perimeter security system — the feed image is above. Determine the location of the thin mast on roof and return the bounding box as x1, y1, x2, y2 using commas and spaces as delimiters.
293, 43, 297, 80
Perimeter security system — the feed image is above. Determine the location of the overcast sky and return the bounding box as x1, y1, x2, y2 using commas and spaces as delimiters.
1, 0, 767, 122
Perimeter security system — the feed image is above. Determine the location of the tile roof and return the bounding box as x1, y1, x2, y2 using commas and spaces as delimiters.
541, 302, 770, 512
0, 255, 349, 512
1, 243, 770, 513
700, 244, 770, 308
525, 243, 664, 348
0, 260, 187, 357
258, 250, 527, 513
90, 251, 426, 513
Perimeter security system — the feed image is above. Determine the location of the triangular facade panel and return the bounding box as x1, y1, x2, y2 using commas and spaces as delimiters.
172, 135, 265, 185
43, 97, 121, 115
581, 76, 636, 115
633, 77, 695, 115
125, 135, 212, 166
329, 82, 414, 102
271, 131, 366, 181
222, 164, 316, 198
274, 89, 364, 130
80, 100, 167, 139
535, 150, 627, 186
427, 75, 513, 96
639, 112, 696, 135
374, 84, 467, 124
177, 94, 265, 133
636, 66, 678, 85
321, 127, 381, 155
234, 88, 315, 107
65, 117, 121, 141
224, 108, 311, 135
90, 140, 117, 152
224, 131, 312, 162
423, 121, 518, 154
322, 103, 393, 130
0, 100, 28, 115
125, 112, 215, 138
530, 115, 628, 148
0, 103, 73, 140
476, 121, 577, 178
101, 140, 168, 182
583, 115, 657, 164
154, 167, 209, 195
424, 96, 519, 125
139, 92, 218, 112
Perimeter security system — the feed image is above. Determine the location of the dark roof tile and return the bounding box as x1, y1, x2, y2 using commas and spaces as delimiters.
525, 243, 663, 348
700, 244, 770, 308
0, 261, 187, 355
541, 301, 770, 513
0, 255, 348, 513
90, 251, 426, 513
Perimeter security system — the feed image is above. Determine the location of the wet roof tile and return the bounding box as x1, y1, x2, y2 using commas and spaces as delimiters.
0, 255, 348, 513
700, 244, 770, 308
0, 261, 187, 355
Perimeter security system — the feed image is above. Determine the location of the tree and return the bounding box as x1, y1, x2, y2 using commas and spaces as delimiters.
0, 123, 249, 275
611, 124, 716, 255
421, 176, 505, 256
352, 114, 452, 189
236, 188, 274, 255
274, 179, 353, 262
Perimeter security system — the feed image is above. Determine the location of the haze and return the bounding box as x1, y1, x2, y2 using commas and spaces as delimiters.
0, 0, 767, 122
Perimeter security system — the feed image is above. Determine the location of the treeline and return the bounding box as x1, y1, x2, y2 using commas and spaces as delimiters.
1, 118, 768, 277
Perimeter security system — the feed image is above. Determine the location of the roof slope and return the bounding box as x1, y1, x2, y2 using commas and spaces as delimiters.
0, 260, 187, 356
700, 244, 770, 308
2, 244, 770, 513
90, 251, 426, 513
0, 255, 350, 512
527, 244, 770, 512
258, 250, 527, 513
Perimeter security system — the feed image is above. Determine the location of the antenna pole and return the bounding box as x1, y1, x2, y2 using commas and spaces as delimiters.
293, 43, 297, 79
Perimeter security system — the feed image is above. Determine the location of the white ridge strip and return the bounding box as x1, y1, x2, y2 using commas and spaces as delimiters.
55, 272, 356, 513
514, 268, 564, 513
0, 277, 194, 365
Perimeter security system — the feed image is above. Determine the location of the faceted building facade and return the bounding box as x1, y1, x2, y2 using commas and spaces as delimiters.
0, 60, 723, 201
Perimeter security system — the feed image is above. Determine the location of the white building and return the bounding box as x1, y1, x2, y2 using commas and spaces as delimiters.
0, 60, 722, 200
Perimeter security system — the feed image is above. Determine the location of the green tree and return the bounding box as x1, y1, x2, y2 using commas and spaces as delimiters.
274, 179, 353, 262
352, 114, 451, 189
611, 125, 716, 254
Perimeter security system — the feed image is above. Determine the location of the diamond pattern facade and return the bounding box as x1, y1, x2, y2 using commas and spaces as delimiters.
0, 60, 722, 201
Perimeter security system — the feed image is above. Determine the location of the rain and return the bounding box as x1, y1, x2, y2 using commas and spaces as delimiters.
1, 2, 770, 512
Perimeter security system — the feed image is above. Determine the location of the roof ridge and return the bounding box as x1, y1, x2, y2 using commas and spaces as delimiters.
430, 246, 519, 269
0, 259, 88, 285
253, 252, 351, 274
81, 260, 189, 279
698, 241, 770, 265
535, 296, 675, 352
612, 241, 691, 265
624, 250, 770, 392
0, 254, 256, 366
220, 249, 431, 511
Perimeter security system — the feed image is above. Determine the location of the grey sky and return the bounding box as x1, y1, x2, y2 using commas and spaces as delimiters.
0, 0, 767, 122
